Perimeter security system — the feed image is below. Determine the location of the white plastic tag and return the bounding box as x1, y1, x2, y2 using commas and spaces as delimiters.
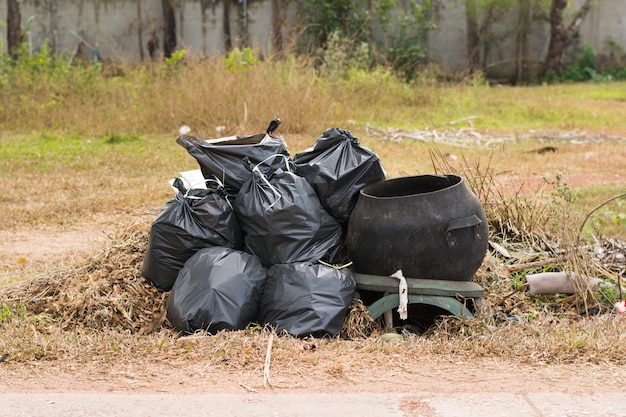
391, 270, 408, 320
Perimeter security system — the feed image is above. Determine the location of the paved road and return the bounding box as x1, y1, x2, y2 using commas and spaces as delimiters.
1, 392, 625, 417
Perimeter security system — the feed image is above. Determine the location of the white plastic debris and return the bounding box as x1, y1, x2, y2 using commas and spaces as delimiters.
391, 270, 408, 320
179, 169, 207, 189
526, 271, 603, 295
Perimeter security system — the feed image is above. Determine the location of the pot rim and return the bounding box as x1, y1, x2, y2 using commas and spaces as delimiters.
359, 174, 464, 199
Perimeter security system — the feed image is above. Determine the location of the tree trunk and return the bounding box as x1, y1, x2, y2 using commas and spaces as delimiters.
465, 0, 481, 75
161, 0, 177, 58
137, 0, 144, 61
542, 0, 594, 75
7, 0, 22, 59
223, 0, 232, 52
466, 0, 498, 76
515, 0, 531, 84
271, 0, 284, 56
478, 5, 497, 71
238, 0, 249, 49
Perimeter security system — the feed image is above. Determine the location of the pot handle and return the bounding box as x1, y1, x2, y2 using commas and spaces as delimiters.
445, 215, 483, 247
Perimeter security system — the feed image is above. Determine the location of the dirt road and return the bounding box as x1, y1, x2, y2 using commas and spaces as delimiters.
2, 356, 625, 416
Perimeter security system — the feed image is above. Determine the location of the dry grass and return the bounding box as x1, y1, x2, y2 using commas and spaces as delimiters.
1, 176, 625, 367
0, 221, 164, 334
2, 57, 626, 137
1, 130, 624, 234
0, 58, 346, 137
430, 145, 625, 315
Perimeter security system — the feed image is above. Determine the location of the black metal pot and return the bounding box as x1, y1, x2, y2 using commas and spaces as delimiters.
345, 174, 489, 281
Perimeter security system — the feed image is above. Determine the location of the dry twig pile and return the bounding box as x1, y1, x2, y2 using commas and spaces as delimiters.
0, 221, 167, 334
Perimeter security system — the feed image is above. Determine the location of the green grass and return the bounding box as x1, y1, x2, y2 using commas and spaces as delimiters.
0, 131, 191, 229
576, 185, 626, 239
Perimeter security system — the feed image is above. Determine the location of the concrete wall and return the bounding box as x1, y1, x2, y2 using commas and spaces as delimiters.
0, 0, 293, 60
578, 0, 626, 56
425, 0, 624, 75
426, 0, 469, 72
1, 0, 624, 74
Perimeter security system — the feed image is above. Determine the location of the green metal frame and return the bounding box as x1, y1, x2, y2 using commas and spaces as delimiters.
353, 272, 485, 320
366, 294, 473, 320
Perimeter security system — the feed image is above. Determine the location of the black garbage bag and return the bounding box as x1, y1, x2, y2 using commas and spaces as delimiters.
166, 246, 267, 334
233, 155, 342, 267
293, 127, 386, 223
258, 262, 356, 338
142, 178, 243, 292
176, 131, 290, 197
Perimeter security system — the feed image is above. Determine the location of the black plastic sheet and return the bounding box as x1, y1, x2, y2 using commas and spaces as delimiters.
258, 262, 356, 338
294, 127, 386, 223
142, 178, 243, 292
233, 156, 342, 267
176, 133, 291, 197
166, 246, 267, 334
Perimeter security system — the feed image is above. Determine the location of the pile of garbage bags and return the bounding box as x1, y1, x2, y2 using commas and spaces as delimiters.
142, 121, 386, 338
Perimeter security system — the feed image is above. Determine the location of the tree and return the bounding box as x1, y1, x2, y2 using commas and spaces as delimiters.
161, 0, 177, 58
7, 0, 22, 59
386, 0, 437, 81
271, 0, 286, 55
237, 0, 249, 49
542, 0, 594, 75
515, 0, 531, 83
137, 0, 144, 61
464, 0, 515, 76
296, 0, 394, 53
223, 0, 232, 52
465, 0, 481, 74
